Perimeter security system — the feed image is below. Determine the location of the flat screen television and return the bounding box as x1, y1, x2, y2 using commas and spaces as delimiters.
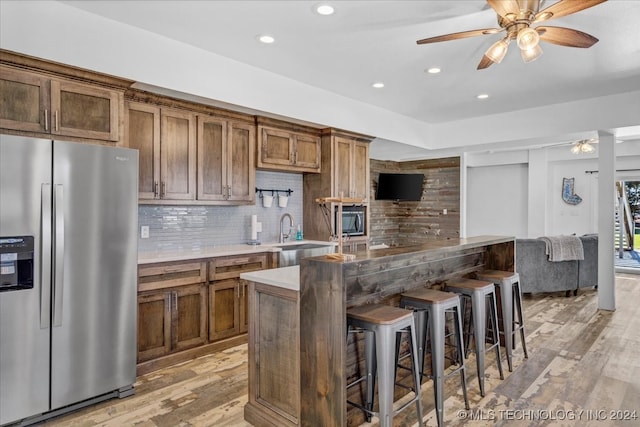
375, 173, 424, 201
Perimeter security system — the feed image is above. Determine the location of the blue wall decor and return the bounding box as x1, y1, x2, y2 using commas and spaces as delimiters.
562, 177, 582, 205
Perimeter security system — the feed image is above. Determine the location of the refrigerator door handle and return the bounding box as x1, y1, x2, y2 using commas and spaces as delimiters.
41, 184, 52, 329
53, 184, 65, 327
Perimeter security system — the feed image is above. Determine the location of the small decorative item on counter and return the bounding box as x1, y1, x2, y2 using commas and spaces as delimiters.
296, 224, 303, 240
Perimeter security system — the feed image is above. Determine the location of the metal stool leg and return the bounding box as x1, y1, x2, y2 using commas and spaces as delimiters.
453, 304, 470, 409
364, 330, 376, 420
430, 304, 446, 427
376, 326, 395, 427
513, 282, 529, 359
470, 288, 487, 396
488, 292, 505, 380
498, 282, 514, 371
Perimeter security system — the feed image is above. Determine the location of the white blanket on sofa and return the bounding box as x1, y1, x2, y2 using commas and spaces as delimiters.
538, 235, 584, 262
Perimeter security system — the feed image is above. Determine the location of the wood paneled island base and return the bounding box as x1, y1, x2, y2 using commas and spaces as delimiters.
241, 236, 514, 426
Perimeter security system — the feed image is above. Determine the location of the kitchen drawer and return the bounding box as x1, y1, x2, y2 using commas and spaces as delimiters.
208, 254, 268, 281
138, 261, 207, 292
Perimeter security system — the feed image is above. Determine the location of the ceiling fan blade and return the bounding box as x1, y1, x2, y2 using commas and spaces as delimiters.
477, 55, 496, 70
487, 0, 520, 18
534, 0, 607, 23
417, 28, 501, 44
537, 26, 599, 48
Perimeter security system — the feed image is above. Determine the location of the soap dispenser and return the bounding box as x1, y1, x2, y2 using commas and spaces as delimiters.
296, 224, 303, 241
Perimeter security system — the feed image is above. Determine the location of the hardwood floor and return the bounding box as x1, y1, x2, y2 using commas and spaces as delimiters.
46, 274, 640, 427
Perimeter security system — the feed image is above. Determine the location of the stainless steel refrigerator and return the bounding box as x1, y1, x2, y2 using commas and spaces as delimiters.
0, 135, 138, 425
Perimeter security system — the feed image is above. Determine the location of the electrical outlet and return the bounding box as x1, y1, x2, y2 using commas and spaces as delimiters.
443, 208, 447, 215
141, 226, 149, 239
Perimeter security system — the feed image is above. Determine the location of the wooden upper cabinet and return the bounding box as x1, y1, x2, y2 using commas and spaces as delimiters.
228, 122, 254, 203
197, 116, 227, 201
333, 136, 370, 201
161, 109, 196, 200
127, 102, 196, 202
257, 124, 321, 173
258, 127, 293, 167
126, 102, 160, 200
0, 67, 49, 133
352, 141, 370, 201
197, 116, 255, 204
0, 66, 122, 142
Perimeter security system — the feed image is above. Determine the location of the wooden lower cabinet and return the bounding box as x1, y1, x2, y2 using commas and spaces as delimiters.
137, 291, 171, 362
207, 278, 249, 340
244, 281, 300, 427
137, 252, 276, 374
208, 279, 242, 341
137, 283, 207, 363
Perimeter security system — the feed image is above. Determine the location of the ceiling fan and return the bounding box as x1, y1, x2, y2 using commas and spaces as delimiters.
416, 0, 607, 69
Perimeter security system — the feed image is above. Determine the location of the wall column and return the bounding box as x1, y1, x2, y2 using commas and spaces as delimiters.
527, 148, 548, 237
597, 130, 616, 311
460, 153, 468, 238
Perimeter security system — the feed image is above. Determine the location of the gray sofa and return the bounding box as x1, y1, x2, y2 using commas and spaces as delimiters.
515, 235, 598, 295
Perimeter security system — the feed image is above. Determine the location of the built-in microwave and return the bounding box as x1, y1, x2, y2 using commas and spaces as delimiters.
335, 205, 366, 237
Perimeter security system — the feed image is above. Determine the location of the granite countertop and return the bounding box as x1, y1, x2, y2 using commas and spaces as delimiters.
240, 265, 300, 291
137, 240, 336, 264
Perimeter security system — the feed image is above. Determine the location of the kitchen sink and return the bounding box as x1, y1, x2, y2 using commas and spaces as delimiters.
276, 243, 335, 267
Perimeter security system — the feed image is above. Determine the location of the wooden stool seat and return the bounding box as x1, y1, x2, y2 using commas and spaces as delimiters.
446, 277, 494, 291
401, 288, 459, 304
347, 304, 414, 325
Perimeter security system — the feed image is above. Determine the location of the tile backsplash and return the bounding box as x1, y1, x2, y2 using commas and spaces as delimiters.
138, 171, 303, 253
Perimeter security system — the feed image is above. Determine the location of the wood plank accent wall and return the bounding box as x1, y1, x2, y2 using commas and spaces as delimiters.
369, 157, 460, 245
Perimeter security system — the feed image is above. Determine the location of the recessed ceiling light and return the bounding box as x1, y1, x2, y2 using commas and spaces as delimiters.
258, 35, 275, 44
315, 4, 335, 15
476, 93, 489, 99
372, 82, 385, 89
426, 67, 441, 74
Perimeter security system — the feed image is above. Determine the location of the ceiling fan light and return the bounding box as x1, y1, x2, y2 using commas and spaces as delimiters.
517, 27, 540, 50
521, 44, 543, 63
571, 140, 596, 154
485, 38, 510, 64
581, 142, 595, 153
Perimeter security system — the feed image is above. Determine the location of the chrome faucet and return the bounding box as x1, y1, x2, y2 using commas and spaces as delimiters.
279, 213, 294, 243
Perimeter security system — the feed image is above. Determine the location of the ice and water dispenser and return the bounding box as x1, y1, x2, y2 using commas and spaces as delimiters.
0, 236, 34, 291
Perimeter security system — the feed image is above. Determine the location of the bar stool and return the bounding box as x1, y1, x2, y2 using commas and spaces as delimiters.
476, 270, 529, 371
445, 278, 504, 396
346, 304, 423, 427
400, 288, 470, 427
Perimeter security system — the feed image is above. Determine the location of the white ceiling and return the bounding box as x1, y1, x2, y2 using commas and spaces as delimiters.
56, 0, 640, 157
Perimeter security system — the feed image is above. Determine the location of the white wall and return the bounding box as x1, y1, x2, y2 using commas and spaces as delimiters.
547, 158, 599, 236
467, 164, 529, 238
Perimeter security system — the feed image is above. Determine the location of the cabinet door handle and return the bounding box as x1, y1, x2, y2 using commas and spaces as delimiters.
154, 181, 159, 199
162, 182, 166, 199
54, 110, 59, 132
44, 109, 49, 131
228, 185, 231, 199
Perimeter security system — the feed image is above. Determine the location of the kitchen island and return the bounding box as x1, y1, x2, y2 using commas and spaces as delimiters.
240, 235, 514, 427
